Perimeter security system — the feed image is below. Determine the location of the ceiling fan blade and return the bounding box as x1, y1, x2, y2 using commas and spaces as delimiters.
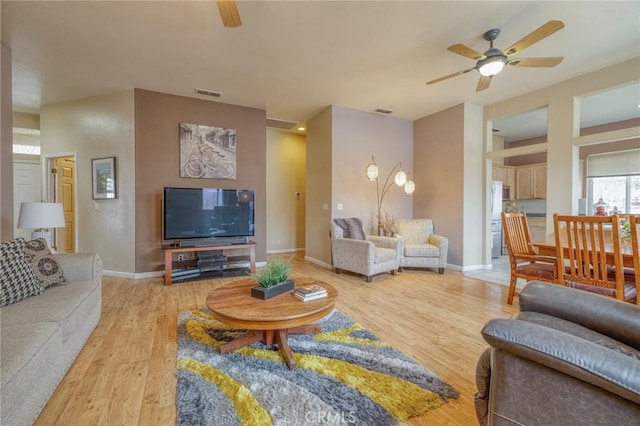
447, 44, 485, 60
507, 57, 564, 67
426, 68, 475, 85
476, 75, 492, 92
504, 20, 564, 56
217, 0, 242, 28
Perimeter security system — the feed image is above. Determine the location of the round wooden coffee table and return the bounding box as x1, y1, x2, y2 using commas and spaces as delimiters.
206, 278, 337, 369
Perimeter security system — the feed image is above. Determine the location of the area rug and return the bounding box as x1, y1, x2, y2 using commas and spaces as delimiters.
176, 309, 459, 426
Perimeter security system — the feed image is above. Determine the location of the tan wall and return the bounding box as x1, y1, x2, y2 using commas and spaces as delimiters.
134, 89, 267, 273
414, 104, 465, 266
463, 103, 485, 268
266, 129, 306, 253
13, 112, 39, 129
305, 107, 332, 265
41, 90, 136, 272
0, 42, 12, 241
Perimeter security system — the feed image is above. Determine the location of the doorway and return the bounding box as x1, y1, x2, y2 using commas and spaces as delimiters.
45, 154, 77, 253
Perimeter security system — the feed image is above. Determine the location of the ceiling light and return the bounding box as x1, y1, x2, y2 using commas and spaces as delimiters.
477, 48, 507, 77
478, 57, 506, 76
297, 126, 306, 131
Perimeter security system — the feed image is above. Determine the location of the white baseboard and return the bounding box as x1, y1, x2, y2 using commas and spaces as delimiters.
266, 248, 304, 254
304, 256, 332, 270
460, 263, 494, 272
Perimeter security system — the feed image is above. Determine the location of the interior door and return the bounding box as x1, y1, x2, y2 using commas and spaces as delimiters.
53, 157, 75, 252
13, 161, 43, 240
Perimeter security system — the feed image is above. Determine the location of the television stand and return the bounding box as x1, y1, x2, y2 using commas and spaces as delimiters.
163, 241, 256, 286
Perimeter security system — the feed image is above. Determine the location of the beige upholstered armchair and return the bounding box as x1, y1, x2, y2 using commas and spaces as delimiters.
394, 218, 448, 274
329, 218, 403, 282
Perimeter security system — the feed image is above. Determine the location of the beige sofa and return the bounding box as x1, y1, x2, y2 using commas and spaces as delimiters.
394, 218, 448, 274
0, 252, 102, 425
329, 218, 403, 282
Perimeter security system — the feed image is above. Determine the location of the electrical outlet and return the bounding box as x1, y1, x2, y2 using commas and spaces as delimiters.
177, 254, 184, 261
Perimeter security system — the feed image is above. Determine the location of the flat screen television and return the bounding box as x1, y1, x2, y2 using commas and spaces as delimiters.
163, 187, 255, 244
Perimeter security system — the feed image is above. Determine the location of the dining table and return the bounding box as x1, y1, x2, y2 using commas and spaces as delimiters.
531, 240, 635, 269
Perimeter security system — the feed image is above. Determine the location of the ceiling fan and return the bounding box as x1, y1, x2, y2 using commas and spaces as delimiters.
426, 20, 565, 92
217, 0, 242, 28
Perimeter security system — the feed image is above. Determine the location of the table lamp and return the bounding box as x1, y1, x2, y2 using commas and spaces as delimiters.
17, 202, 66, 249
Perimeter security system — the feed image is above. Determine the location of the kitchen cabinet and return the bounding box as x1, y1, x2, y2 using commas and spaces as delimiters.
492, 165, 516, 200
516, 164, 546, 200
527, 217, 547, 242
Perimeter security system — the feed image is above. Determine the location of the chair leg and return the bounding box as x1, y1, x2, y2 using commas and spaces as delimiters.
507, 276, 517, 305
398, 266, 403, 272
365, 276, 372, 283
438, 267, 444, 274
391, 270, 397, 276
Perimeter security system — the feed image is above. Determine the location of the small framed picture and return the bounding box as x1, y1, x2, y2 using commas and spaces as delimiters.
92, 157, 117, 199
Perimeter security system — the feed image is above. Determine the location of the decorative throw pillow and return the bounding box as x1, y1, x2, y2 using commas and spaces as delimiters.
24, 238, 69, 288
333, 218, 366, 240
0, 238, 44, 306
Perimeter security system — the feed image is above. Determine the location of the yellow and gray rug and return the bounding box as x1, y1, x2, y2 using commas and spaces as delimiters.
177, 309, 458, 425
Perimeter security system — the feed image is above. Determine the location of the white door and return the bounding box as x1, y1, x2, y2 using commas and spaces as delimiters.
13, 161, 43, 240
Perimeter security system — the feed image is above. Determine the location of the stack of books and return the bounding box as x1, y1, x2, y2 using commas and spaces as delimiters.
294, 283, 327, 301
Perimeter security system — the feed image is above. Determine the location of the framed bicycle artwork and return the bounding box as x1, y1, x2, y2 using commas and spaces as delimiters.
179, 123, 237, 179
92, 157, 117, 199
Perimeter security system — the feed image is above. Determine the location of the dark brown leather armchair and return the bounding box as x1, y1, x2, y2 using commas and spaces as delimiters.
475, 281, 640, 426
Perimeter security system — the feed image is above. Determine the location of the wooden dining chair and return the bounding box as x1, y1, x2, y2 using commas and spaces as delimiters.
501, 212, 558, 304
553, 214, 636, 303
629, 214, 640, 304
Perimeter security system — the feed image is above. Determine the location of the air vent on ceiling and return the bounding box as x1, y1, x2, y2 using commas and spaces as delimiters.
194, 88, 222, 98
266, 117, 298, 130
374, 107, 394, 115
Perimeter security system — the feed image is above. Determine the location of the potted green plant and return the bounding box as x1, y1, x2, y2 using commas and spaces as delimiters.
250, 257, 295, 300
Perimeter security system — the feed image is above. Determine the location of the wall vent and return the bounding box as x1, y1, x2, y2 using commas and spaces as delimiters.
374, 107, 394, 114
266, 117, 298, 129
194, 88, 222, 98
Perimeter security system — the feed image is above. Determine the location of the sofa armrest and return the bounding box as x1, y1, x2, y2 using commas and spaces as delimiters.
519, 281, 640, 350
428, 233, 446, 248
368, 235, 404, 261
482, 318, 640, 404
367, 235, 400, 249
474, 348, 492, 426
332, 238, 374, 258
53, 253, 102, 284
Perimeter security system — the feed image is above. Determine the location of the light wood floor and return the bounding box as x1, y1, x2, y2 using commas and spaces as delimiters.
35, 253, 518, 425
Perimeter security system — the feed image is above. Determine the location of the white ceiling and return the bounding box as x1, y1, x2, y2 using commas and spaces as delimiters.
2, 1, 640, 132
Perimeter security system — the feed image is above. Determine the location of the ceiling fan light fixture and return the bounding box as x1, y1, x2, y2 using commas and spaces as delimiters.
478, 56, 507, 76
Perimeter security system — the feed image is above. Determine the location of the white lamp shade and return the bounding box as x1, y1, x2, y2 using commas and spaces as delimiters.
366, 162, 379, 180
17, 202, 66, 229
478, 58, 506, 76
404, 180, 415, 194
394, 169, 407, 186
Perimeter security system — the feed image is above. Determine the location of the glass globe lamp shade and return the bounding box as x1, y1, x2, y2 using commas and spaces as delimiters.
394, 169, 407, 186
404, 179, 415, 195
366, 162, 379, 180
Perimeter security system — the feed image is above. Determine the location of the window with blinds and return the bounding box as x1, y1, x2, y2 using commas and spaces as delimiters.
586, 149, 640, 214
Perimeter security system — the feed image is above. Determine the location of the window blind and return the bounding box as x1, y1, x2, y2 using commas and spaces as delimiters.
587, 149, 640, 177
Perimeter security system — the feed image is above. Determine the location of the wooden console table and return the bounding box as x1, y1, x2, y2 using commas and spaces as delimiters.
163, 242, 256, 286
